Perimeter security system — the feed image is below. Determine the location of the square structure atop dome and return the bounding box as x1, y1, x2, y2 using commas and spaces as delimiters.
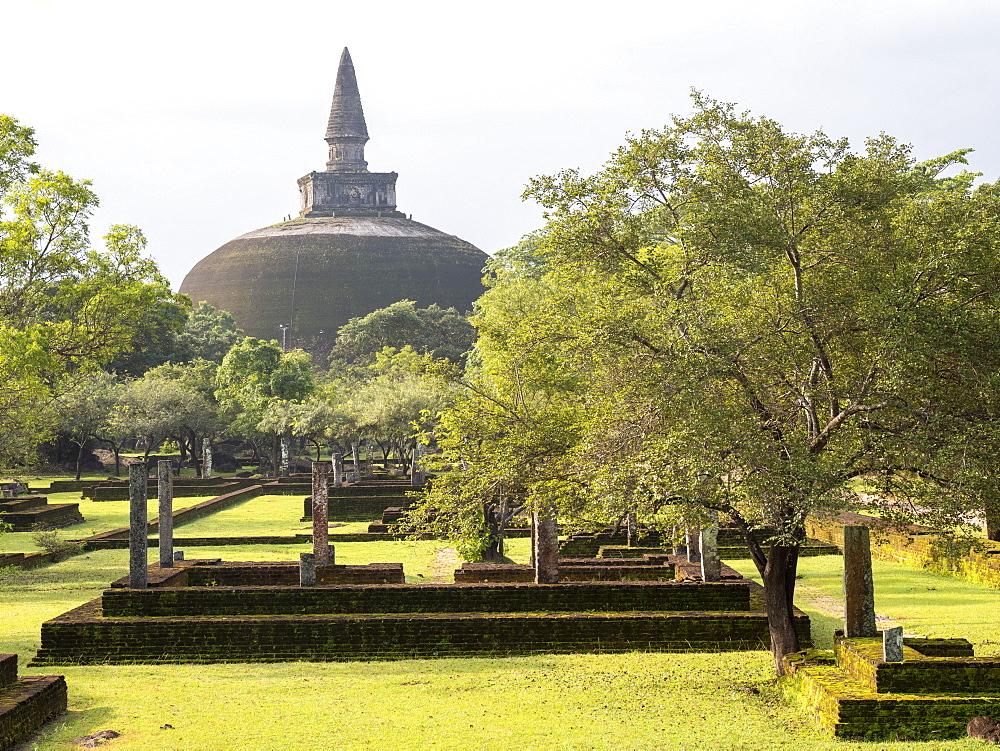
297, 170, 404, 217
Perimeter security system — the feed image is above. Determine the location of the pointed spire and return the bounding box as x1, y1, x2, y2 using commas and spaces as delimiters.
325, 48, 369, 172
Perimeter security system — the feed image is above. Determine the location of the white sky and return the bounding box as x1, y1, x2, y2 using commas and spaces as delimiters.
5, 0, 999, 289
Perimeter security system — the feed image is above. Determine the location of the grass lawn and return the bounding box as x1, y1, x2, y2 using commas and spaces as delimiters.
5, 519, 1000, 747
173, 493, 313, 537
1, 492, 220, 554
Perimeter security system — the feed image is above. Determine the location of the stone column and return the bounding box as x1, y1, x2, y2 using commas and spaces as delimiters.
332, 452, 343, 487
312, 461, 331, 565
533, 508, 559, 584
299, 552, 316, 586
281, 436, 291, 476
351, 442, 360, 483
529, 515, 537, 568
201, 439, 212, 479
686, 527, 702, 564
843, 525, 877, 637
410, 446, 425, 487
365, 442, 374, 477
700, 513, 721, 582
128, 463, 148, 589
157, 460, 174, 568
883, 625, 904, 662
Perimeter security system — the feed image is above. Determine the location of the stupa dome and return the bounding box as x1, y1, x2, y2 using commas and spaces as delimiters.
179, 48, 488, 347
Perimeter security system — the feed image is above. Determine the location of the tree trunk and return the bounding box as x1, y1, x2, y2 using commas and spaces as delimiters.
113, 445, 121, 477
74, 441, 85, 481
986, 504, 1000, 542
762, 543, 802, 675
271, 434, 280, 479
482, 503, 506, 562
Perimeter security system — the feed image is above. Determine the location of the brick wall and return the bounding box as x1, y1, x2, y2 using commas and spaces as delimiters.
100, 579, 750, 617
33, 601, 809, 665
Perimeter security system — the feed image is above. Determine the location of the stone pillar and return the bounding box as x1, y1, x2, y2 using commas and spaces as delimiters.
843, 525, 877, 637
202, 438, 213, 479
883, 625, 904, 662
700, 513, 721, 582
128, 463, 148, 589
686, 527, 702, 564
410, 446, 425, 487
365, 442, 374, 477
299, 552, 316, 586
626, 511, 637, 547
312, 461, 330, 565
281, 436, 291, 476
157, 460, 174, 568
672, 526, 687, 557
173, 550, 185, 561
533, 508, 559, 584
328, 544, 336, 565
332, 452, 343, 487
351, 442, 360, 483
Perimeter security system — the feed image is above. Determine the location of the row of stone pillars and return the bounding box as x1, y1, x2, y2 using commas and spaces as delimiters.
129, 461, 184, 589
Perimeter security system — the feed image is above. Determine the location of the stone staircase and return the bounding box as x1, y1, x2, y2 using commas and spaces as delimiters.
32, 561, 810, 665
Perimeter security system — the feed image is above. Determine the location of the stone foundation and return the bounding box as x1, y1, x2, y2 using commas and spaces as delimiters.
0, 654, 67, 749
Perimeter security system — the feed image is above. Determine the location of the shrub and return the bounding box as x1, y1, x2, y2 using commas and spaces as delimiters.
30, 525, 85, 561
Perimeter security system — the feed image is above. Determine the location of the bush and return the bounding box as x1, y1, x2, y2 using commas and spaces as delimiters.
30, 525, 85, 561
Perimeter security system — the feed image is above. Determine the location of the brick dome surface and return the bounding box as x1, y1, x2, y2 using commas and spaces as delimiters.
179, 216, 488, 345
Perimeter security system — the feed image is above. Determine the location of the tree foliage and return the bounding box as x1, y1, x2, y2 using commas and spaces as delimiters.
415, 93, 1000, 672
330, 300, 476, 365
0, 116, 184, 468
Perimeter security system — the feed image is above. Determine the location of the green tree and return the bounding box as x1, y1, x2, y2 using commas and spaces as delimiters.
110, 373, 218, 462
0, 116, 183, 468
174, 301, 245, 363
142, 359, 223, 471
54, 372, 120, 479
423, 94, 1000, 673
216, 338, 315, 475
330, 300, 476, 365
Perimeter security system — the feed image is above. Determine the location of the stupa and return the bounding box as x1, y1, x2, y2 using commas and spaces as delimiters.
179, 48, 488, 348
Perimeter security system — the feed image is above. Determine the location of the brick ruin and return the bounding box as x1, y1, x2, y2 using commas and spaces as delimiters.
31, 559, 811, 665
783, 634, 1000, 739
0, 654, 66, 749
0, 493, 83, 531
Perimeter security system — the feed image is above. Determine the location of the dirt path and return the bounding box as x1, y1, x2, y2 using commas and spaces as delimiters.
795, 582, 911, 633
428, 547, 461, 583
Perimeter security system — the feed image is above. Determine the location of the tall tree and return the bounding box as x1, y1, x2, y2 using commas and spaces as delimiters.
421, 94, 1000, 673
0, 116, 183, 468
215, 338, 315, 476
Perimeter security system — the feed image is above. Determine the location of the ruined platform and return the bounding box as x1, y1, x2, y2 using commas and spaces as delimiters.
782, 633, 1000, 739
0, 654, 66, 749
0, 495, 83, 531
31, 560, 810, 665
